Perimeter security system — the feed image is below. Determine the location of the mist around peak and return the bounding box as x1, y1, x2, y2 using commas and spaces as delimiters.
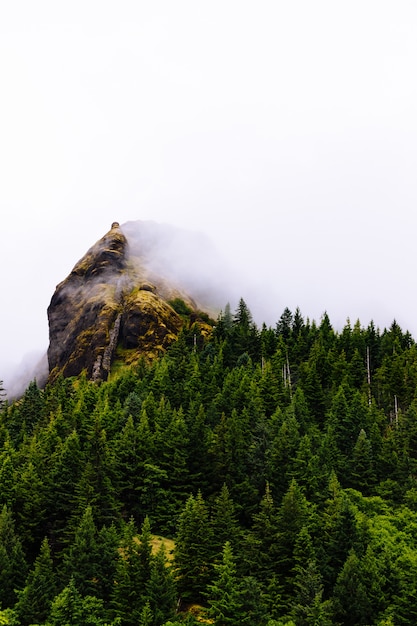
0, 219, 276, 400
2, 351, 48, 402
120, 219, 246, 315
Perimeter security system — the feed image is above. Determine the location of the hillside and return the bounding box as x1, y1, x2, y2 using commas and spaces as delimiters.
1, 301, 417, 624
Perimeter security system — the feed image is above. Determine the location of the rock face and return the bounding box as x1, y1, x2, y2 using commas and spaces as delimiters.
47, 222, 208, 382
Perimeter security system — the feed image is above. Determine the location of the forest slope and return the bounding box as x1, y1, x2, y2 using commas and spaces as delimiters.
1, 302, 417, 625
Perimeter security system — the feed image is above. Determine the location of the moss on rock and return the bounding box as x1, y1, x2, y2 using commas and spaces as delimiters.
47, 222, 212, 383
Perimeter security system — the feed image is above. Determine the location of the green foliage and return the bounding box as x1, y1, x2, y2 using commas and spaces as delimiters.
62, 505, 101, 597
0, 505, 27, 608
0, 440, 16, 509
46, 577, 114, 626
209, 484, 240, 560
168, 299, 192, 316
146, 543, 177, 625
45, 576, 84, 625
174, 491, 212, 603
14, 537, 56, 625
206, 542, 248, 626
13, 459, 47, 553
111, 516, 153, 625
332, 549, 371, 625
16, 380, 45, 438
4, 302, 417, 624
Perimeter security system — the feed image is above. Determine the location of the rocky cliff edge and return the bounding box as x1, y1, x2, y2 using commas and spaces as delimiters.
47, 222, 212, 382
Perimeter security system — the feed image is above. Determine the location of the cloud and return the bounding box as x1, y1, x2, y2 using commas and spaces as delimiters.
1, 1, 417, 390
3, 351, 48, 401
121, 220, 244, 312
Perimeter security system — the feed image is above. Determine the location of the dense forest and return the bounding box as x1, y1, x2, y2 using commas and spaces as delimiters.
2, 300, 417, 625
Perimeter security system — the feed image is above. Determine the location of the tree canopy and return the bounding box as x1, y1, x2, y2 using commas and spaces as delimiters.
1, 300, 417, 624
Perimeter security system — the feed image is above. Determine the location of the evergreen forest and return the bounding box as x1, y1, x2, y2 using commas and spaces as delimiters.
2, 300, 417, 625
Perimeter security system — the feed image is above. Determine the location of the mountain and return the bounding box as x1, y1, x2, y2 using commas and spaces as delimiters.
5, 243, 417, 624
47, 221, 214, 383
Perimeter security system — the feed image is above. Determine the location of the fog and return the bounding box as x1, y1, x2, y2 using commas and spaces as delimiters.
121, 220, 246, 312
1, 1, 417, 395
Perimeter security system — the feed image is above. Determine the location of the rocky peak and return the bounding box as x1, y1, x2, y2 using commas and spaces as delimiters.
69, 221, 128, 278
47, 222, 209, 383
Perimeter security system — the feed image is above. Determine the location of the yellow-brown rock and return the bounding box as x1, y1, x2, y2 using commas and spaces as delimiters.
47, 222, 210, 383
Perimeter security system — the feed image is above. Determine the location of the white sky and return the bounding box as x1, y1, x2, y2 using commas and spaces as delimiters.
1, 1, 417, 385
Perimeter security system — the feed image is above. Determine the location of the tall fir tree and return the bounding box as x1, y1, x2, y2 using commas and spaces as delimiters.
174, 491, 213, 603
14, 537, 56, 626
146, 543, 177, 626
206, 542, 245, 626
0, 505, 27, 608
111, 516, 153, 625
61, 505, 101, 598
210, 484, 240, 561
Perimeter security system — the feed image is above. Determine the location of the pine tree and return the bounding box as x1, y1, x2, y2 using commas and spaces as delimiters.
276, 308, 293, 342
326, 383, 352, 458
174, 491, 213, 603
62, 505, 101, 597
391, 548, 417, 625
18, 380, 45, 435
47, 576, 85, 626
301, 360, 326, 424
135, 516, 153, 593
46, 577, 113, 626
267, 416, 300, 500
49, 429, 84, 550
138, 601, 154, 626
185, 403, 211, 493
0, 505, 27, 608
114, 413, 140, 515
155, 407, 191, 532
210, 484, 240, 561
349, 347, 367, 390
110, 517, 137, 621
72, 456, 119, 534
292, 526, 316, 575
213, 303, 233, 343
289, 528, 331, 626
96, 523, 120, 605
13, 459, 47, 553
291, 433, 323, 500
332, 549, 370, 626
274, 479, 311, 601
111, 516, 153, 625
147, 543, 177, 626
318, 474, 358, 591
14, 537, 56, 625
246, 483, 279, 581
74, 415, 119, 528
231, 298, 260, 362
0, 439, 16, 509
206, 542, 244, 626
348, 428, 376, 494
239, 575, 268, 626
211, 407, 251, 497
289, 387, 313, 433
